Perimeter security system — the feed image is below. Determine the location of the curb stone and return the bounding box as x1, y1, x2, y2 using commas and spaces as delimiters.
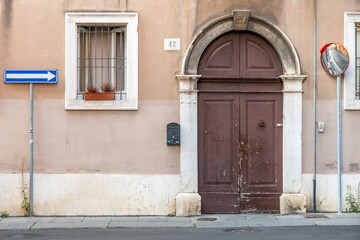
0, 214, 359, 230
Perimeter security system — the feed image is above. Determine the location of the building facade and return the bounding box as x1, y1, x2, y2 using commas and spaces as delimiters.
0, 0, 359, 216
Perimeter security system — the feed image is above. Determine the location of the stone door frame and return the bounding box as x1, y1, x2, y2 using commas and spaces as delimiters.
175, 11, 307, 216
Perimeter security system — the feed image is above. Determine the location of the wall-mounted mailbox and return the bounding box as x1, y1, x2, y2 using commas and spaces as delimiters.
167, 123, 180, 145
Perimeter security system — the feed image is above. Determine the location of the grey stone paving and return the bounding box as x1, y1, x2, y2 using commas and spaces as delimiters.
313, 218, 360, 226
166, 217, 191, 222
277, 219, 316, 226
111, 216, 139, 222
53, 217, 84, 223
138, 216, 167, 222
325, 213, 360, 218
0, 217, 30, 223
0, 222, 35, 230
109, 221, 194, 228
0, 213, 359, 230
276, 214, 304, 220
28, 217, 56, 223
32, 222, 109, 230
82, 217, 112, 223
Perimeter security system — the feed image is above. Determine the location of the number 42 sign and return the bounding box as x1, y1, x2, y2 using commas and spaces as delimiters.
164, 38, 180, 51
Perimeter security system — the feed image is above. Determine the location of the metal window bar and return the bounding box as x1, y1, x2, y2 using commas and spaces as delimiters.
77, 25, 126, 98
356, 24, 360, 98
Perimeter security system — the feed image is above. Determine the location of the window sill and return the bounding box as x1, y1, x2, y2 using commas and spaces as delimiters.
65, 99, 138, 110
344, 99, 360, 110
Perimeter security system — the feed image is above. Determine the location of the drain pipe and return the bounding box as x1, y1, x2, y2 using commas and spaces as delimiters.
313, 0, 317, 213
29, 83, 34, 217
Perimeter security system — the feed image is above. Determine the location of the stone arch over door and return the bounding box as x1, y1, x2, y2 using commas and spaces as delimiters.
175, 11, 307, 216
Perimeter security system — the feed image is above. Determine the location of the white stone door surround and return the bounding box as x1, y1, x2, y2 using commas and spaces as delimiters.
175, 11, 307, 216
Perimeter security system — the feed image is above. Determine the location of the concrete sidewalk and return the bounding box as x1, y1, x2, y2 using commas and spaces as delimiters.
0, 213, 359, 230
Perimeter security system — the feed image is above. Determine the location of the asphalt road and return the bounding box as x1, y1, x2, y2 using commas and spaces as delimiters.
0, 226, 359, 240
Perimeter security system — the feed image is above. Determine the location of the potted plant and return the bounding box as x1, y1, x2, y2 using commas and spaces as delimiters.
83, 83, 115, 100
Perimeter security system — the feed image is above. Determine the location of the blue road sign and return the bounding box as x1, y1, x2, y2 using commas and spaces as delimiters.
4, 69, 58, 83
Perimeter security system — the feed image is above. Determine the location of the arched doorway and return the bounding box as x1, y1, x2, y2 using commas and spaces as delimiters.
175, 12, 307, 216
197, 31, 283, 213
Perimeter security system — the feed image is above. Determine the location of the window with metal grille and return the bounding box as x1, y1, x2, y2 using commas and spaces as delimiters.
344, 13, 360, 109
65, 12, 138, 110
77, 25, 126, 99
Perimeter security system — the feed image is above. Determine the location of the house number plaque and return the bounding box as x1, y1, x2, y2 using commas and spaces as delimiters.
233, 10, 250, 31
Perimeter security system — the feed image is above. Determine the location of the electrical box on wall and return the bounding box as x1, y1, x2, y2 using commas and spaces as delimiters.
167, 123, 180, 145
318, 122, 325, 133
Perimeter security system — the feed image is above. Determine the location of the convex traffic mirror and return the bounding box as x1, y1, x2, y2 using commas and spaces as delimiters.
320, 43, 349, 76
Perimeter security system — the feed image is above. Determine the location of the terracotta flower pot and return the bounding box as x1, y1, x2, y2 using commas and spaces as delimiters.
83, 92, 115, 100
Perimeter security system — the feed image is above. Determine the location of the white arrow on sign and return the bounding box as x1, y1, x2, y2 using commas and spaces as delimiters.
6, 71, 56, 81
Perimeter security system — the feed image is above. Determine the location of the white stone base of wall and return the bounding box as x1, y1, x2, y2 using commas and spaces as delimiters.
0, 174, 180, 216
2, 173, 359, 216
302, 173, 360, 212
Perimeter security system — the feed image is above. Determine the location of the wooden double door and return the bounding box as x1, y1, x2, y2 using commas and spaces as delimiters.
198, 32, 283, 213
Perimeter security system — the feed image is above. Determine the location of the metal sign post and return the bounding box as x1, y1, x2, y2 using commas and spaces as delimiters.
4, 69, 57, 217
320, 44, 349, 214
337, 75, 342, 213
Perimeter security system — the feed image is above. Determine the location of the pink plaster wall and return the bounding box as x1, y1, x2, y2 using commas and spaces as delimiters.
1, 0, 360, 174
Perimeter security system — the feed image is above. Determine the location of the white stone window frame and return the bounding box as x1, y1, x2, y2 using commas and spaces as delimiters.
344, 12, 360, 110
65, 12, 138, 110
